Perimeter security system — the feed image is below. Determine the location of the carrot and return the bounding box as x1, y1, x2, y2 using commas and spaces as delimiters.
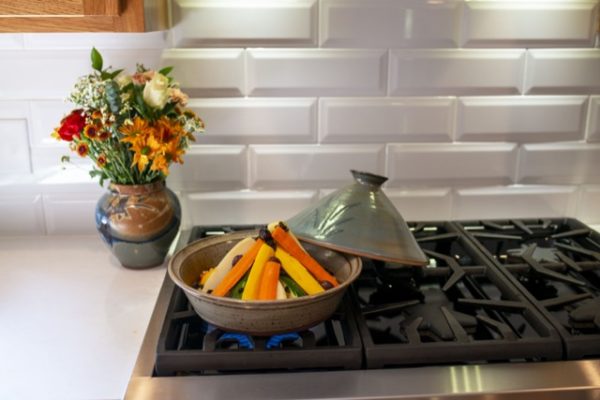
257, 259, 281, 300
271, 224, 339, 287
211, 238, 264, 297
241, 243, 275, 300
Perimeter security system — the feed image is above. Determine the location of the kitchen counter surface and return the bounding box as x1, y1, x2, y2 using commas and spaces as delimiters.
0, 235, 166, 400
2, 223, 600, 400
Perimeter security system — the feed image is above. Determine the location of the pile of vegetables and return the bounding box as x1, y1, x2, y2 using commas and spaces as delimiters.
196, 221, 339, 300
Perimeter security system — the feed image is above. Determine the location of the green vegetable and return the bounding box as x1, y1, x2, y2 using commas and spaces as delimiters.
280, 275, 306, 298
229, 274, 250, 299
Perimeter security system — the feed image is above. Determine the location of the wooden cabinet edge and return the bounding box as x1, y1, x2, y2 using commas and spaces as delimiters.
0, 0, 146, 32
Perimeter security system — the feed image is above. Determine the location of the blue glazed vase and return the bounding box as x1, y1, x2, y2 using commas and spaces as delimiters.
95, 180, 181, 269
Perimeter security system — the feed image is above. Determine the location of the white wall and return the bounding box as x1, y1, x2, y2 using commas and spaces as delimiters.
1, 0, 600, 236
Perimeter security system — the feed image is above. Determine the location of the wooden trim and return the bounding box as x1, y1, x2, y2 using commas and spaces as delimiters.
82, 0, 120, 16
0, 0, 143, 32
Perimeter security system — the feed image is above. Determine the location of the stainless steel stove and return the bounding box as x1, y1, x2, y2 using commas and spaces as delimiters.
125, 219, 600, 399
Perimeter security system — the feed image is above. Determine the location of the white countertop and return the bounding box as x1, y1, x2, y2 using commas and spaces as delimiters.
0, 235, 166, 400
2, 224, 599, 400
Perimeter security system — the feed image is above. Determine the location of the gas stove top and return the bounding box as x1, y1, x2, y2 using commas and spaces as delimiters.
125, 219, 600, 399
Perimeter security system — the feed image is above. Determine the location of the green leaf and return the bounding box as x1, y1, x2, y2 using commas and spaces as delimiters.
158, 66, 173, 76
60, 155, 71, 163
91, 47, 103, 71
108, 69, 124, 79
105, 80, 122, 115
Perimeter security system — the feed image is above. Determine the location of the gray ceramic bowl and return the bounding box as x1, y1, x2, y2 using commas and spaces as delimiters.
168, 230, 362, 336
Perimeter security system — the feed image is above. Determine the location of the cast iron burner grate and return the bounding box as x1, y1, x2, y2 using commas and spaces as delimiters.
154, 225, 362, 376
456, 218, 600, 359
352, 222, 563, 369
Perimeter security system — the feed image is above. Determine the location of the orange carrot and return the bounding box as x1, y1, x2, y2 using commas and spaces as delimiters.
271, 225, 339, 287
212, 238, 264, 297
257, 259, 281, 300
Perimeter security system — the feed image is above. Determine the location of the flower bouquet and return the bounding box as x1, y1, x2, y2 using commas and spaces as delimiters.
52, 48, 204, 268
53, 47, 204, 185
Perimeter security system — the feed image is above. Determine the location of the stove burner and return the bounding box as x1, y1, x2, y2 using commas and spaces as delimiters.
569, 298, 600, 330
404, 288, 477, 341
507, 244, 560, 263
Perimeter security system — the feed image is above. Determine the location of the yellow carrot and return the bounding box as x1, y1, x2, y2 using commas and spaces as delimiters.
271, 224, 339, 287
275, 247, 324, 295
241, 243, 275, 300
257, 259, 281, 300
212, 238, 264, 297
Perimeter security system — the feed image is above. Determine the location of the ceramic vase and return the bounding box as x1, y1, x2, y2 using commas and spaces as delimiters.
95, 180, 181, 269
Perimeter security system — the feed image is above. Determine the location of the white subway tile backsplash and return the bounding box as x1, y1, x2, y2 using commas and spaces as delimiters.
0, 194, 45, 235
161, 49, 245, 97
0, 49, 162, 99
0, 119, 31, 174
518, 142, 600, 184
188, 98, 316, 144
29, 100, 76, 147
0, 34, 23, 49
577, 185, 600, 223
453, 185, 578, 220
462, 1, 597, 48
457, 96, 587, 142
23, 31, 168, 49
387, 143, 518, 186
320, 0, 459, 48
0, 100, 28, 118
186, 190, 318, 225
319, 97, 454, 143
390, 49, 525, 96
249, 144, 385, 189
247, 49, 388, 96
167, 145, 247, 191
385, 188, 452, 221
30, 147, 92, 174
42, 193, 98, 234
525, 49, 600, 94
586, 96, 600, 142
171, 0, 316, 47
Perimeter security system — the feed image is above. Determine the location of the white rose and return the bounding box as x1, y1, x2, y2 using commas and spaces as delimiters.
143, 73, 170, 109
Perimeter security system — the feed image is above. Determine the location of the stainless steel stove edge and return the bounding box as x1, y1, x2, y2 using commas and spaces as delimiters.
124, 229, 600, 400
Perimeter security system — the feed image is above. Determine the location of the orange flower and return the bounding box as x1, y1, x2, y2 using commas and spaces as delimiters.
98, 129, 110, 141
150, 154, 169, 175
76, 142, 89, 157
83, 125, 98, 139
96, 153, 107, 167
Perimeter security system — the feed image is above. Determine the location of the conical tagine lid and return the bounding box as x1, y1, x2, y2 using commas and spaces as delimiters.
286, 170, 428, 266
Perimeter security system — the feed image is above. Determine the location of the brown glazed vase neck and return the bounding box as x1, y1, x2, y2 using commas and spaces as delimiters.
109, 180, 166, 195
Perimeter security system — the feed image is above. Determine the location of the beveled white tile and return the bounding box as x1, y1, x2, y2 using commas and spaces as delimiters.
453, 185, 578, 220
171, 0, 317, 47
390, 49, 525, 96
319, 97, 453, 143
160, 49, 245, 97
23, 31, 168, 49
320, 0, 460, 48
462, 2, 597, 48
186, 190, 318, 225
385, 188, 452, 221
30, 100, 76, 147
247, 49, 387, 96
249, 144, 385, 189
457, 96, 587, 142
42, 193, 98, 235
586, 96, 600, 142
387, 143, 518, 186
188, 98, 316, 144
0, 34, 23, 49
525, 49, 600, 94
0, 194, 45, 235
0, 119, 31, 174
577, 185, 600, 224
167, 145, 247, 192
30, 147, 92, 174
0, 49, 162, 99
518, 142, 600, 184
0, 100, 28, 118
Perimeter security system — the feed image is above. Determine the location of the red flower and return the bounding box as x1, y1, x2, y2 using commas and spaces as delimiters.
57, 110, 86, 141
